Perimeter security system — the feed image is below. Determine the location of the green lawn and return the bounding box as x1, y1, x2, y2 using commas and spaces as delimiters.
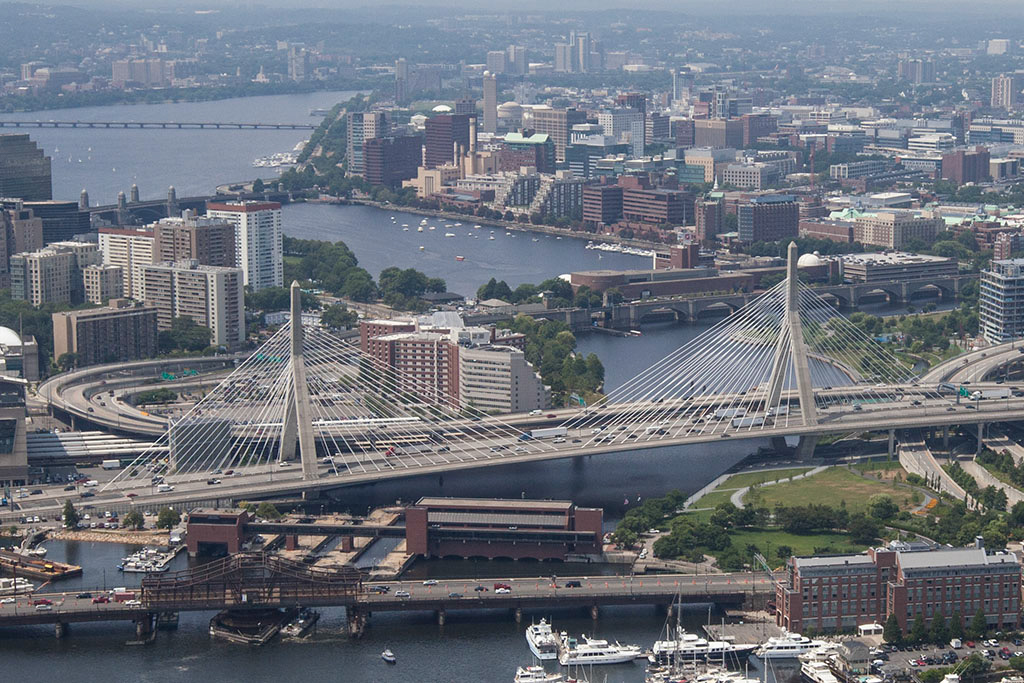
728, 528, 870, 563
689, 489, 739, 510
723, 467, 814, 489
852, 459, 905, 474
753, 467, 921, 515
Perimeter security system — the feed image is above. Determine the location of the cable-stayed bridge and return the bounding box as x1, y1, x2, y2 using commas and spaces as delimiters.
53, 242, 1022, 506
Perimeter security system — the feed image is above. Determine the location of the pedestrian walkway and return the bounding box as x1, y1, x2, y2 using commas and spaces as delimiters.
730, 466, 828, 509
962, 459, 1024, 507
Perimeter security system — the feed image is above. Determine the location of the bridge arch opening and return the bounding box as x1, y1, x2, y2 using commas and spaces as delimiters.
856, 288, 899, 305
638, 307, 688, 325
694, 302, 738, 320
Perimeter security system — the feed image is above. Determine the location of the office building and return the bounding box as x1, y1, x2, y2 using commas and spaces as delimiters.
565, 135, 630, 178
684, 147, 738, 183
363, 134, 424, 189
0, 134, 52, 201
82, 264, 123, 304
776, 543, 1020, 633
0, 375, 28, 487
482, 71, 498, 134
942, 146, 991, 185
737, 195, 799, 243
622, 184, 691, 226
0, 200, 43, 255
531, 107, 587, 162
486, 51, 507, 74
597, 108, 645, 143
52, 299, 158, 368
741, 113, 777, 146
991, 74, 1023, 110
694, 118, 744, 148
459, 345, 550, 413
897, 58, 935, 84
840, 252, 957, 283
695, 197, 724, 241
205, 201, 283, 292
346, 111, 389, 177
23, 201, 89, 245
424, 114, 472, 168
98, 226, 153, 299
151, 214, 236, 268
141, 260, 245, 348
830, 160, 890, 180
852, 211, 942, 249
723, 163, 779, 191
582, 184, 624, 228
501, 132, 556, 174
507, 45, 527, 75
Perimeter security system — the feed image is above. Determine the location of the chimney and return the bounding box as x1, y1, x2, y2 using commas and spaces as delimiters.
470, 117, 477, 152
975, 535, 984, 549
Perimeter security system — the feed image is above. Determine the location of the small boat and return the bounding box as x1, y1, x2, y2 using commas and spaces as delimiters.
558, 633, 643, 666
454, 222, 462, 226
445, 232, 456, 237
429, 226, 436, 230
26, 547, 47, 557
474, 224, 482, 228
505, 231, 511, 236
489, 235, 495, 240
419, 246, 425, 251
381, 648, 396, 664
532, 238, 540, 242
755, 631, 827, 659
555, 236, 562, 240
401, 223, 408, 227
515, 665, 564, 682
402, 227, 409, 231
455, 255, 465, 261
417, 226, 423, 232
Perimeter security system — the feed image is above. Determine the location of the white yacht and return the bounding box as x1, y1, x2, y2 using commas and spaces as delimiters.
801, 660, 839, 683
651, 626, 758, 664
558, 633, 643, 666
526, 619, 559, 661
0, 577, 35, 595
755, 631, 826, 659
515, 665, 564, 683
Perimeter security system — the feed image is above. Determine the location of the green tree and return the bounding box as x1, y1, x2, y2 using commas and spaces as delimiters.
968, 607, 988, 639
909, 614, 928, 645
612, 528, 637, 548
948, 609, 964, 640
775, 545, 793, 560
321, 303, 358, 330
122, 510, 145, 530
1009, 656, 1024, 672
868, 494, 899, 520
252, 178, 265, 193
960, 653, 991, 679
156, 507, 181, 529
158, 316, 213, 353
62, 500, 79, 530
928, 612, 948, 646
56, 352, 78, 372
255, 502, 282, 520
883, 612, 902, 644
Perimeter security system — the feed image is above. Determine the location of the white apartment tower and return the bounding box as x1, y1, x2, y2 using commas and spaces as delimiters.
205, 201, 283, 292
98, 226, 154, 299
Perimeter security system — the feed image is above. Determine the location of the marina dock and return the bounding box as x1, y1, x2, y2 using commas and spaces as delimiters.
703, 610, 784, 644
0, 549, 83, 581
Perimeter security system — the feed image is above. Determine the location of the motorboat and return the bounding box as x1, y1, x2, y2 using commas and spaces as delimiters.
515, 665, 564, 682
381, 648, 396, 663
455, 255, 465, 261
651, 625, 757, 664
419, 246, 425, 251
526, 619, 559, 660
402, 227, 409, 231
445, 232, 456, 237
26, 547, 47, 557
532, 237, 540, 242
558, 632, 643, 666
0, 577, 35, 595
755, 631, 826, 659
281, 608, 320, 638
489, 235, 495, 240
417, 226, 424, 232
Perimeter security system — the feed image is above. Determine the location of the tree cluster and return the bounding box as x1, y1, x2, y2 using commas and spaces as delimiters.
158, 316, 214, 354
500, 314, 604, 404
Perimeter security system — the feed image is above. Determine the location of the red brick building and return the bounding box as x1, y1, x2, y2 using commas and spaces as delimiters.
582, 184, 624, 228
776, 545, 1020, 633
941, 146, 991, 185
185, 508, 250, 557
363, 134, 423, 189
405, 497, 603, 561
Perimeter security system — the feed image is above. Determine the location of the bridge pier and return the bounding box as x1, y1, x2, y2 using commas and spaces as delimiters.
977, 423, 985, 456
795, 435, 817, 461
157, 612, 179, 630
54, 621, 68, 639
770, 436, 789, 454
135, 614, 155, 640
590, 605, 599, 620
347, 607, 368, 638
888, 429, 896, 458
513, 607, 523, 624
436, 609, 446, 626
943, 426, 949, 451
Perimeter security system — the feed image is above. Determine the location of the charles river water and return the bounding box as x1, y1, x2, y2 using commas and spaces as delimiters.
0, 92, 891, 680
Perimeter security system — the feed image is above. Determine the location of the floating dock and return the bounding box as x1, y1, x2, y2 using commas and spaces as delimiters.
209, 608, 297, 645
0, 549, 82, 581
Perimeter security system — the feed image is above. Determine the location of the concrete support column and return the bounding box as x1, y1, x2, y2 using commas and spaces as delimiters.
514, 608, 523, 624
135, 615, 153, 639
285, 535, 299, 551
347, 607, 368, 639
795, 435, 818, 461
590, 605, 599, 620
943, 426, 949, 452
888, 429, 896, 458
770, 436, 789, 454
436, 609, 446, 626
54, 622, 67, 639
977, 423, 985, 456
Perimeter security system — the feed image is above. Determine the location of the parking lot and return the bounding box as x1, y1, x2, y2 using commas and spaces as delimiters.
873, 637, 1024, 679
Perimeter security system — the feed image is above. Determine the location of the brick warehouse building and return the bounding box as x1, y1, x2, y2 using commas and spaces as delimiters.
776, 543, 1021, 633
405, 497, 603, 561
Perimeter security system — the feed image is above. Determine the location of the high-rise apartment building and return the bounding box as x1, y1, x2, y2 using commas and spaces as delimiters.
991, 74, 1023, 110
506, 44, 527, 75
52, 299, 158, 368
205, 201, 283, 292
897, 58, 935, 84
941, 146, 991, 185
346, 111, 389, 176
9, 241, 96, 306
141, 260, 245, 348
151, 214, 236, 268
695, 197, 724, 241
486, 51, 507, 74
82, 264, 123, 304
424, 114, 472, 168
459, 345, 550, 413
0, 134, 52, 201
981, 258, 1024, 343
363, 134, 423, 189
99, 226, 154, 299
737, 195, 799, 243
531, 107, 587, 162
482, 72, 498, 134
287, 46, 309, 82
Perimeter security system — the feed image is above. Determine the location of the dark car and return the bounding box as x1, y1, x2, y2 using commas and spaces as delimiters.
29, 489, 43, 495
64, 485, 75, 491
564, 580, 582, 588
448, 592, 462, 598
77, 592, 92, 599
474, 586, 488, 592
80, 491, 95, 498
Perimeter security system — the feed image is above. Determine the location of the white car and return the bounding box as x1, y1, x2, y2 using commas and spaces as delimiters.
0, 597, 15, 604
422, 580, 438, 586
495, 587, 511, 594
395, 590, 410, 598
124, 600, 142, 607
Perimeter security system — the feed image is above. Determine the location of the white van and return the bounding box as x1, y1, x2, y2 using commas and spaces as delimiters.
84, 480, 99, 487
157, 483, 174, 493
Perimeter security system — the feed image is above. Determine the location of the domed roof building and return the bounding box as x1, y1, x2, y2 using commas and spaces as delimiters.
0, 326, 38, 381
797, 252, 825, 268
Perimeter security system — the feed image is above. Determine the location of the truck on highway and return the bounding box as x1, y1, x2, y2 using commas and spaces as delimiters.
767, 406, 790, 417
714, 407, 746, 419
971, 388, 1011, 400
530, 427, 568, 440
101, 459, 121, 470
731, 416, 765, 428
397, 443, 433, 455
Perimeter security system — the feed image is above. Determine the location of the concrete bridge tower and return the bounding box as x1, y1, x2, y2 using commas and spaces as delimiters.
280, 281, 318, 480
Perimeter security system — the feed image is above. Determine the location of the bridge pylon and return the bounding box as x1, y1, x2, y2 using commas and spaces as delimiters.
280, 281, 318, 480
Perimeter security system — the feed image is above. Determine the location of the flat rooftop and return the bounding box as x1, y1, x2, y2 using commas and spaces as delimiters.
841, 252, 952, 266
415, 497, 573, 511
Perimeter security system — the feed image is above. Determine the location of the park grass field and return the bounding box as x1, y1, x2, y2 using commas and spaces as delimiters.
752, 467, 921, 515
